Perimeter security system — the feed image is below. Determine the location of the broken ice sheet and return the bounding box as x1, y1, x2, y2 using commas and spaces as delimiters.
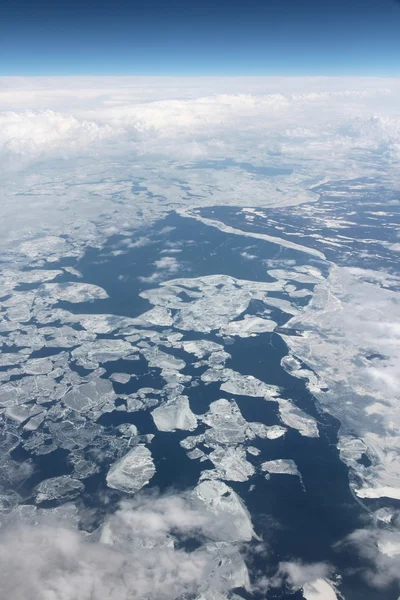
152, 395, 197, 432
62, 378, 116, 413
220, 315, 277, 338
71, 339, 137, 369
106, 445, 155, 494
180, 399, 284, 482
140, 273, 286, 334
35, 475, 84, 504
205, 446, 255, 482
191, 479, 255, 542
277, 399, 319, 438
110, 373, 131, 384
261, 459, 301, 478
40, 282, 109, 303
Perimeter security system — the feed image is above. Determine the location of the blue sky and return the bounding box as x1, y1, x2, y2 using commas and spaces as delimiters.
1, 0, 400, 75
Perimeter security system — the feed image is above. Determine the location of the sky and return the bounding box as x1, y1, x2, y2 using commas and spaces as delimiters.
1, 0, 400, 75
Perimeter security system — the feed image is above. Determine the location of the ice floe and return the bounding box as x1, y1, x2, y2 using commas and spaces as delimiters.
205, 446, 255, 482
261, 459, 301, 478
106, 445, 155, 494
140, 273, 289, 335
40, 282, 109, 303
180, 398, 286, 482
35, 475, 84, 504
278, 399, 319, 438
302, 578, 338, 600
62, 378, 116, 413
72, 339, 137, 369
152, 395, 197, 432
218, 369, 280, 399
192, 479, 255, 542
110, 372, 131, 384
220, 315, 277, 337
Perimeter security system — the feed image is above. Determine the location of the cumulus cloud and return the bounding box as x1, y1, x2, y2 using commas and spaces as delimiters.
1, 77, 400, 170
0, 491, 246, 600
0, 109, 116, 157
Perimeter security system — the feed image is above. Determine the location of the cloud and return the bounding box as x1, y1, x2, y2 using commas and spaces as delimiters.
344, 527, 400, 589
252, 560, 333, 595
0, 110, 116, 157
154, 256, 180, 271
139, 256, 181, 283
1, 77, 400, 169
0, 491, 246, 600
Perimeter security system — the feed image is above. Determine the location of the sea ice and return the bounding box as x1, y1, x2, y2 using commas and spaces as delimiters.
192, 479, 255, 542
152, 395, 197, 432
72, 339, 137, 369
220, 315, 277, 337
278, 399, 319, 438
110, 373, 131, 384
302, 578, 338, 600
63, 378, 116, 413
281, 265, 400, 500
106, 445, 155, 494
40, 282, 109, 303
35, 476, 84, 504
206, 446, 255, 482
261, 459, 300, 477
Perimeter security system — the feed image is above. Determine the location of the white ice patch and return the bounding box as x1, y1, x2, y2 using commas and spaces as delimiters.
249, 423, 286, 440
130, 306, 174, 327
140, 274, 287, 335
40, 282, 109, 303
174, 288, 251, 333
203, 368, 279, 400
106, 445, 155, 494
206, 446, 255, 482
192, 479, 255, 542
63, 378, 116, 413
302, 579, 338, 600
180, 339, 227, 359
152, 396, 197, 432
261, 459, 301, 478
180, 398, 283, 482
221, 315, 277, 337
110, 372, 131, 384
281, 265, 400, 499
140, 346, 186, 372
72, 339, 137, 369
35, 476, 84, 504
77, 313, 139, 334
278, 399, 319, 438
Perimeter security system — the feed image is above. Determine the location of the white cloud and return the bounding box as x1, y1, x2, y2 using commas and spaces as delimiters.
154, 256, 180, 271
0, 109, 116, 156
0, 491, 248, 600
344, 527, 400, 589
253, 560, 335, 596
139, 255, 181, 283
1, 77, 399, 169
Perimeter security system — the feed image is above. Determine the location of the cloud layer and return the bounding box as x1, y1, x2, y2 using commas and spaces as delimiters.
0, 492, 246, 600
